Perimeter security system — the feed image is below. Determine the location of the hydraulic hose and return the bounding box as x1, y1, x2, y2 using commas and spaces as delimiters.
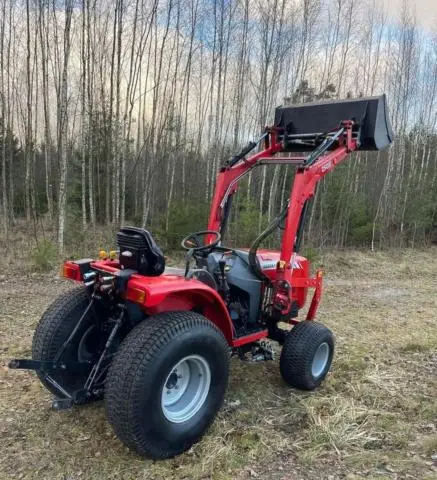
248, 201, 289, 282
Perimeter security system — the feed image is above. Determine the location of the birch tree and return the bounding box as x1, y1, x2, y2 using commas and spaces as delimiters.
57, 1, 73, 253
0, 0, 7, 236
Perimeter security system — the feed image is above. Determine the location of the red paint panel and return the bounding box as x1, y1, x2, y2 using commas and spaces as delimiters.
232, 330, 269, 347
90, 261, 235, 344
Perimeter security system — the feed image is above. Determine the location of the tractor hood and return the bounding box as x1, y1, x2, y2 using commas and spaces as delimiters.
274, 94, 394, 151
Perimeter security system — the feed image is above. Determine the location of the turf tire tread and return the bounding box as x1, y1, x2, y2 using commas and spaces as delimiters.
279, 321, 334, 390
105, 311, 229, 458
31, 286, 91, 394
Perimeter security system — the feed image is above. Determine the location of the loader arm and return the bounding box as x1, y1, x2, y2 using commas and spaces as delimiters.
207, 129, 284, 236
207, 122, 357, 268
207, 91, 395, 257
206, 121, 357, 320
278, 122, 357, 265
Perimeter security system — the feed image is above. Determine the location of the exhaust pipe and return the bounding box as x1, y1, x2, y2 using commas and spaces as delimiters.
274, 94, 394, 151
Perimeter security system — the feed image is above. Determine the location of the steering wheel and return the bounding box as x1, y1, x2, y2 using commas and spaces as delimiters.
181, 230, 221, 254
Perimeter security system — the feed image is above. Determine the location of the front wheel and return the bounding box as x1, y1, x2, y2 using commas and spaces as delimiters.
280, 321, 334, 390
105, 311, 230, 459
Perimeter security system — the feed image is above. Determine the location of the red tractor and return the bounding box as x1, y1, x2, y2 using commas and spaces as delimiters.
10, 95, 393, 459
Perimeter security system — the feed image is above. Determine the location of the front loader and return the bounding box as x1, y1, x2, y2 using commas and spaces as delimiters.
9, 95, 394, 459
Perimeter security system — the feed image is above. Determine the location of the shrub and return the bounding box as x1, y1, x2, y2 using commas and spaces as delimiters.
160, 202, 210, 250
301, 246, 319, 264
31, 240, 57, 272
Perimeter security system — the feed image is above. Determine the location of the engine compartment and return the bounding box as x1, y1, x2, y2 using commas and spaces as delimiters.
202, 249, 310, 336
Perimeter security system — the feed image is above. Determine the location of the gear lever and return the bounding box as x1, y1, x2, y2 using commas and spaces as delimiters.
218, 258, 230, 302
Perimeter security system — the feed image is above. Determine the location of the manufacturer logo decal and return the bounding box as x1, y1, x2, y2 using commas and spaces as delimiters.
261, 262, 276, 270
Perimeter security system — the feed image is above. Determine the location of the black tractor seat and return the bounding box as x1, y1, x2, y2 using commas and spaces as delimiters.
117, 227, 165, 276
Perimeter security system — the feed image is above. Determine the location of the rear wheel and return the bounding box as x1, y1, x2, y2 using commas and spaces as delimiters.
105, 311, 229, 459
280, 321, 334, 390
32, 287, 103, 399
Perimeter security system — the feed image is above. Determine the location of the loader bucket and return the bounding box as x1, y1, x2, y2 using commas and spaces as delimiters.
274, 94, 394, 151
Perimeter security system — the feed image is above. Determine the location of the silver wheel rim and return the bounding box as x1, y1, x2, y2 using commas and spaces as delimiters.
161, 355, 211, 424
311, 342, 330, 378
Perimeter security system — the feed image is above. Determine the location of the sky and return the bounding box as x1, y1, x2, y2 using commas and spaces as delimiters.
388, 0, 437, 29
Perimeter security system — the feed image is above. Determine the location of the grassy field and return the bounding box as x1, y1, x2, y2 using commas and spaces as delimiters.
0, 247, 436, 479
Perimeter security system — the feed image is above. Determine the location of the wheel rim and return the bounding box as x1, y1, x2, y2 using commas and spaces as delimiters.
161, 355, 211, 424
311, 342, 330, 378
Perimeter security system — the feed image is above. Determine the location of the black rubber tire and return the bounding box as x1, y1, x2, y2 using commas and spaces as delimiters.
105, 311, 229, 459
32, 286, 98, 397
280, 321, 334, 390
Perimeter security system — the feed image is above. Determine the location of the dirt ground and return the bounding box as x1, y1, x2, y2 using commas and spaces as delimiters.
0, 248, 436, 480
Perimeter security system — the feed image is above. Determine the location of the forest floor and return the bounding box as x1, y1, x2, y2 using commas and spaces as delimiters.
0, 245, 436, 480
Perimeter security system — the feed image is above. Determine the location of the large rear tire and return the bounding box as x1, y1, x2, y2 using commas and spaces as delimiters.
280, 321, 334, 390
105, 311, 229, 459
32, 286, 102, 398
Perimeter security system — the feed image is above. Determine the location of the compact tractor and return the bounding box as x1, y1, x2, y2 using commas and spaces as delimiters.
9, 95, 394, 459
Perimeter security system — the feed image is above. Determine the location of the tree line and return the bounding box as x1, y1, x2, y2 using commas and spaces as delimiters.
0, 0, 436, 253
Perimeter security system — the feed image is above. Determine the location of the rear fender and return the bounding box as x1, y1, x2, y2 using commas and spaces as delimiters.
127, 277, 234, 344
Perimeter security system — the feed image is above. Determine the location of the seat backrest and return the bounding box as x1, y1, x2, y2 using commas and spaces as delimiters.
117, 227, 165, 276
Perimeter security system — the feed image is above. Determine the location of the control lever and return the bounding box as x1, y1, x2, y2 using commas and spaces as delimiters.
218, 259, 230, 302
184, 248, 195, 278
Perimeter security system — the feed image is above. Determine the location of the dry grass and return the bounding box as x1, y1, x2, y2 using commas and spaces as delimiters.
0, 243, 436, 479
